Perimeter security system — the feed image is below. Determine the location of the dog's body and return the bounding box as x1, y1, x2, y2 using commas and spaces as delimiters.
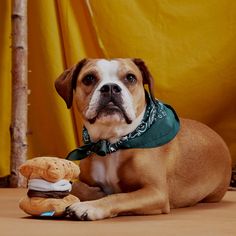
55, 58, 231, 220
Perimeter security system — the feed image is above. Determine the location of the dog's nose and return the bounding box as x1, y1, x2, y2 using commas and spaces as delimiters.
100, 83, 122, 95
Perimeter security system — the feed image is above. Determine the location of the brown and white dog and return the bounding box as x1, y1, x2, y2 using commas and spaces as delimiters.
55, 58, 231, 220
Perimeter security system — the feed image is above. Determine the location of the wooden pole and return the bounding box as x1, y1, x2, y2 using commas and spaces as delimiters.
10, 0, 28, 187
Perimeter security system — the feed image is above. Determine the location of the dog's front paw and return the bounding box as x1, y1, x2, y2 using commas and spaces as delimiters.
66, 201, 111, 221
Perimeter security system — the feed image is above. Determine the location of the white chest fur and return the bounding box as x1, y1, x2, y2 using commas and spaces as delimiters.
91, 152, 121, 195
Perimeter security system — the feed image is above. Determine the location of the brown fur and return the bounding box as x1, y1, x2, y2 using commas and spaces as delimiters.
55, 58, 231, 220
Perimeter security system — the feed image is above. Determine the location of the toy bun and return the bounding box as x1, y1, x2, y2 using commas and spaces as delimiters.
19, 194, 79, 217
19, 157, 80, 182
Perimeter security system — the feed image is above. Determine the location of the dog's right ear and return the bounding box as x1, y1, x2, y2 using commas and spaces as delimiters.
132, 58, 155, 101
55, 59, 87, 109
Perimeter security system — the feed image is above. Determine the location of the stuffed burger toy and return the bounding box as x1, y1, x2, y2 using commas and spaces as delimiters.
19, 156, 80, 217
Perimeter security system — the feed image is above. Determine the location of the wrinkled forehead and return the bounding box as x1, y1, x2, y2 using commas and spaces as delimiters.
78, 58, 141, 78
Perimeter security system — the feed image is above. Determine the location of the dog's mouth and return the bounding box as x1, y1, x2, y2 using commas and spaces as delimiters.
88, 99, 132, 124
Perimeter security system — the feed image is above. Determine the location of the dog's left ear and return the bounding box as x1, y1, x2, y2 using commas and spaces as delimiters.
55, 59, 87, 108
132, 58, 155, 100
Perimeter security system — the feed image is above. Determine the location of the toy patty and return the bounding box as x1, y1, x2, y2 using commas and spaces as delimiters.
19, 156, 80, 217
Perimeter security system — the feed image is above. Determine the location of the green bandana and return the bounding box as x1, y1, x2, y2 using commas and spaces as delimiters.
67, 92, 180, 161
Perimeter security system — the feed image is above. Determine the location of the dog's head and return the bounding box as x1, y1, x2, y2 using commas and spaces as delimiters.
55, 58, 154, 141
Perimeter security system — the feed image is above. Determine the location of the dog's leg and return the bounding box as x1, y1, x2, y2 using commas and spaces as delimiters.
66, 186, 169, 220
71, 181, 107, 201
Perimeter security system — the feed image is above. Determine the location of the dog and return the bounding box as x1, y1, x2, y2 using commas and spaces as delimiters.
55, 58, 231, 220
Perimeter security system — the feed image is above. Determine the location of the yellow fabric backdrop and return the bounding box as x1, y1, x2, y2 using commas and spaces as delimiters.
0, 0, 236, 177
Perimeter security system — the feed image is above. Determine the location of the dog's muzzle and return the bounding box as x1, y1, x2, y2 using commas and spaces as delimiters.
88, 83, 132, 124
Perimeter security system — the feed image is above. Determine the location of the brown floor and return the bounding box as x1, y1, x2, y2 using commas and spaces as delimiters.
0, 188, 235, 236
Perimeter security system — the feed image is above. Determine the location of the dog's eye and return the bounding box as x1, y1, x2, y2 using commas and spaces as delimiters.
125, 73, 137, 84
82, 74, 96, 86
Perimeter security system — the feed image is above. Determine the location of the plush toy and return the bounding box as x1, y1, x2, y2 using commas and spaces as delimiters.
19, 156, 80, 217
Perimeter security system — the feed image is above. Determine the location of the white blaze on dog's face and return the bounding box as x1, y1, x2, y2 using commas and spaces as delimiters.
74, 59, 146, 142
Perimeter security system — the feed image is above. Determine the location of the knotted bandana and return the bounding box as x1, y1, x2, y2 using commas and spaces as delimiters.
67, 91, 180, 161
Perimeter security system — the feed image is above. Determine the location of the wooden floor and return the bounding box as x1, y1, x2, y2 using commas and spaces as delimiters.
0, 188, 235, 236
